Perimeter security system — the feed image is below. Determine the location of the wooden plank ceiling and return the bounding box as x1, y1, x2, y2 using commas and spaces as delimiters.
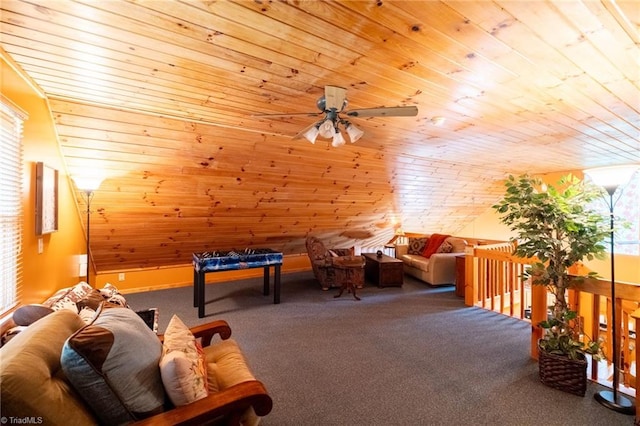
1, 0, 639, 272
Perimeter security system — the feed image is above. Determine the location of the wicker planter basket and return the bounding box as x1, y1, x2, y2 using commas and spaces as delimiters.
538, 341, 587, 396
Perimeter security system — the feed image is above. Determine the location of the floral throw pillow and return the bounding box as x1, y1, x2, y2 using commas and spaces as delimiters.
160, 315, 208, 406
43, 282, 93, 312
99, 283, 129, 308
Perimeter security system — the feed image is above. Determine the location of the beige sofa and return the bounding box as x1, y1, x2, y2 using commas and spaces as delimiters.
396, 235, 467, 286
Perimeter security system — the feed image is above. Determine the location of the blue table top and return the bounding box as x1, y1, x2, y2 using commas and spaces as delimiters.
193, 249, 283, 272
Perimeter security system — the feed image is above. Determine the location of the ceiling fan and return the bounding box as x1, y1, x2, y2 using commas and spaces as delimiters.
253, 86, 418, 147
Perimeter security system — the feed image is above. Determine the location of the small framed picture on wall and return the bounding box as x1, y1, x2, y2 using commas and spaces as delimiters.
35, 162, 59, 235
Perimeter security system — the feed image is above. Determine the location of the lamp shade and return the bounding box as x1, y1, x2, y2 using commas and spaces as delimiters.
72, 175, 104, 192
584, 165, 639, 195
303, 126, 319, 144
331, 130, 346, 147
318, 120, 335, 138
345, 123, 364, 143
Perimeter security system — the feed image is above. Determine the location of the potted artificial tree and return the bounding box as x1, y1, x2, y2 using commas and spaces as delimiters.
493, 174, 610, 396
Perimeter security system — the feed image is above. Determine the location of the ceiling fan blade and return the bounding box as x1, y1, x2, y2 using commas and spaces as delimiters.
252, 112, 322, 118
345, 106, 418, 118
324, 85, 347, 111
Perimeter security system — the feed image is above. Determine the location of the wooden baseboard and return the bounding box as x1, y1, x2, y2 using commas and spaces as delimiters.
122, 264, 312, 294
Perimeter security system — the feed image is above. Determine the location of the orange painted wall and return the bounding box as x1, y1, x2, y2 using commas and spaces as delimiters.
1, 54, 87, 305
457, 170, 640, 284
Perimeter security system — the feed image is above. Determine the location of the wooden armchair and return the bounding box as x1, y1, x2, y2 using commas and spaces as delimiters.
136, 320, 273, 426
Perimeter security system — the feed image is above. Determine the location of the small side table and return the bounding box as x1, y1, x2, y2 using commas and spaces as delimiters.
362, 253, 404, 287
333, 256, 366, 301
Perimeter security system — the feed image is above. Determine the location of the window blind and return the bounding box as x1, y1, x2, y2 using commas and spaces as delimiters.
0, 96, 26, 315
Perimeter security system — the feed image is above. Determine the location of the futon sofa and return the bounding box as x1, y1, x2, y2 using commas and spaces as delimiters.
1, 282, 272, 425
395, 234, 467, 286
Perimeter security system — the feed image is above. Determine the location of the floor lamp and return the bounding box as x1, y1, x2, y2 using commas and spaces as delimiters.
584, 165, 638, 415
72, 176, 103, 286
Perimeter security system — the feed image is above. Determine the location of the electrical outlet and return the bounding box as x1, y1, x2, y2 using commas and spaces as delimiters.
118, 273, 125, 281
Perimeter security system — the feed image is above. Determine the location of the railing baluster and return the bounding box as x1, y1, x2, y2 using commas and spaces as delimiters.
464, 242, 639, 398
590, 294, 600, 381
631, 308, 640, 425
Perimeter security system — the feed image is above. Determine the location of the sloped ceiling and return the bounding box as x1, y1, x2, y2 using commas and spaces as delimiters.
1, 0, 638, 272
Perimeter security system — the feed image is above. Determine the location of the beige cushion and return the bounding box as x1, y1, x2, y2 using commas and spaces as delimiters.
160, 315, 208, 406
161, 351, 209, 406
204, 339, 256, 389
204, 339, 260, 426
445, 237, 467, 253
0, 310, 96, 425
401, 254, 431, 272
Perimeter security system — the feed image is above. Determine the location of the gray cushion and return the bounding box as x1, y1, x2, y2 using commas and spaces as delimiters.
61, 303, 165, 424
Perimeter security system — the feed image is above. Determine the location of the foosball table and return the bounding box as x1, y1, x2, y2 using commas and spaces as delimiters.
192, 249, 283, 318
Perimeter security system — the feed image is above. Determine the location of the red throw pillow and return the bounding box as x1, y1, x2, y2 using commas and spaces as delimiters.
421, 234, 450, 258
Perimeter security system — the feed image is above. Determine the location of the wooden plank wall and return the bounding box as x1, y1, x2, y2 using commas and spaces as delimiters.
51, 99, 505, 271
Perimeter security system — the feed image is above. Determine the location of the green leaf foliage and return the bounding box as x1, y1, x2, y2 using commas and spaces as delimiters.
493, 174, 609, 359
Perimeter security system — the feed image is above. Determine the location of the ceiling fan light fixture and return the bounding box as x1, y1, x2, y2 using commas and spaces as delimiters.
331, 130, 346, 147
318, 120, 335, 138
302, 125, 320, 144
345, 122, 364, 143
258, 86, 419, 146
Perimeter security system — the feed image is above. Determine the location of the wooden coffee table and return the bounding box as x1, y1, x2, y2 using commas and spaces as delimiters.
362, 253, 404, 287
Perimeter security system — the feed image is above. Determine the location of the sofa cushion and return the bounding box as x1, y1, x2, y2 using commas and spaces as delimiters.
99, 282, 129, 307
204, 339, 260, 425
161, 351, 209, 407
421, 234, 450, 258
0, 310, 97, 425
38, 282, 128, 323
328, 247, 354, 257
61, 303, 165, 424
408, 237, 428, 255
204, 339, 256, 389
76, 288, 105, 311
445, 237, 467, 253
160, 315, 208, 406
43, 282, 93, 312
401, 254, 431, 272
436, 240, 453, 253
11, 304, 54, 326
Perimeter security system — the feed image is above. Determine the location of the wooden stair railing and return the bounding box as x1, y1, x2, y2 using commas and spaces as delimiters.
463, 242, 530, 317
464, 245, 638, 401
